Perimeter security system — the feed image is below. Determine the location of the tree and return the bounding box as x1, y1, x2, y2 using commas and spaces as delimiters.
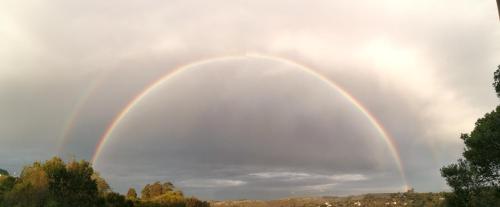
185, 197, 210, 207
0, 169, 8, 177
462, 109, 500, 184
127, 188, 138, 200
104, 192, 133, 207
441, 68, 500, 206
493, 65, 500, 97
149, 182, 163, 198
63, 159, 103, 206
92, 172, 111, 196
141, 184, 151, 200
162, 182, 174, 193
3, 157, 105, 207
0, 175, 15, 207
1, 158, 211, 207
42, 156, 68, 205
140, 181, 180, 201
4, 162, 51, 207
151, 191, 185, 206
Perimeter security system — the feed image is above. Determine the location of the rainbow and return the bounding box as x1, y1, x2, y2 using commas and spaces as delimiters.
56, 70, 108, 156
90, 53, 409, 190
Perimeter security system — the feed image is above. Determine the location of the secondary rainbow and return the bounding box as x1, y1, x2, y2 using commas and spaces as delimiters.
56, 70, 108, 156
91, 53, 409, 190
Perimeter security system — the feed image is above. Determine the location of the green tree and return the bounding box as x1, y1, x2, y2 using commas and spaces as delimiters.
4, 157, 105, 207
92, 172, 111, 196
1, 158, 210, 207
0, 169, 8, 177
493, 65, 500, 97
63, 160, 103, 206
151, 191, 185, 206
41, 157, 68, 205
461, 109, 500, 184
149, 182, 163, 198
141, 184, 151, 200
104, 192, 133, 207
185, 197, 210, 207
141, 181, 184, 201
441, 68, 500, 206
162, 182, 174, 192
127, 188, 138, 200
4, 162, 51, 207
0, 175, 16, 207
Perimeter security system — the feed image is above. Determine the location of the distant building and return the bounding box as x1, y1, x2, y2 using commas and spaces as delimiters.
320, 202, 332, 207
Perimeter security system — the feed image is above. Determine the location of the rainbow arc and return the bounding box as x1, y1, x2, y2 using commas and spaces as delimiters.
61, 53, 409, 191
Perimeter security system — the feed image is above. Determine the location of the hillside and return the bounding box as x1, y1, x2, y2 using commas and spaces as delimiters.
210, 192, 447, 207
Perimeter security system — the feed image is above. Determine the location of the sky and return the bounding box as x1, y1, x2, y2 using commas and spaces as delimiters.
1, 0, 499, 200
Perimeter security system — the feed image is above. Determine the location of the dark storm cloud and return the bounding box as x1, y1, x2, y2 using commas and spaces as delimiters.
96, 60, 392, 168
91, 60, 402, 199
1, 0, 499, 200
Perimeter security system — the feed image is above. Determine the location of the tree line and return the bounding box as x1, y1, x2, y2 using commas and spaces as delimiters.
0, 157, 209, 207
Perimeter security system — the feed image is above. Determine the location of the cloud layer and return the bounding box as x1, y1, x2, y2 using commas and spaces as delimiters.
1, 0, 499, 200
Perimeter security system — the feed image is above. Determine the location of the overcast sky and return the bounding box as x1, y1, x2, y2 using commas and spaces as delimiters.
1, 0, 499, 200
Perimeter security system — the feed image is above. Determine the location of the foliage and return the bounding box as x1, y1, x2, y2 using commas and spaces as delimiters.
141, 181, 181, 201
62, 159, 103, 206
185, 197, 210, 207
127, 188, 138, 200
151, 191, 184, 204
0, 174, 13, 207
4, 162, 51, 207
441, 68, 500, 206
142, 184, 152, 200
104, 192, 133, 207
131, 181, 210, 207
92, 172, 111, 196
494, 65, 500, 97
0, 175, 16, 203
1, 157, 104, 207
462, 107, 500, 180
0, 169, 8, 177
0, 157, 209, 207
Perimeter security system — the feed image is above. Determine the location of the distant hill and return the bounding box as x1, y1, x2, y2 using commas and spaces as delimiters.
210, 192, 447, 207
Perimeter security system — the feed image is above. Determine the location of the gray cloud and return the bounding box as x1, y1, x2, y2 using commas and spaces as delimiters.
0, 0, 499, 200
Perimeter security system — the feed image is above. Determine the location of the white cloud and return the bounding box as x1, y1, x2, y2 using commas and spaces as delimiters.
298, 183, 337, 192
249, 172, 367, 182
329, 174, 367, 182
179, 179, 247, 188
249, 172, 311, 179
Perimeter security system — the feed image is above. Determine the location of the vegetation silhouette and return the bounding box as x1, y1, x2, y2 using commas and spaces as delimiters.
440, 65, 500, 206
0, 158, 208, 207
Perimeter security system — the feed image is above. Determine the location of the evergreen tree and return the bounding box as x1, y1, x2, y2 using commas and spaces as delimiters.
441, 67, 500, 206
493, 65, 500, 97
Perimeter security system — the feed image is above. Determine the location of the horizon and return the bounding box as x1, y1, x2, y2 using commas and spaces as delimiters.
1, 0, 499, 201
